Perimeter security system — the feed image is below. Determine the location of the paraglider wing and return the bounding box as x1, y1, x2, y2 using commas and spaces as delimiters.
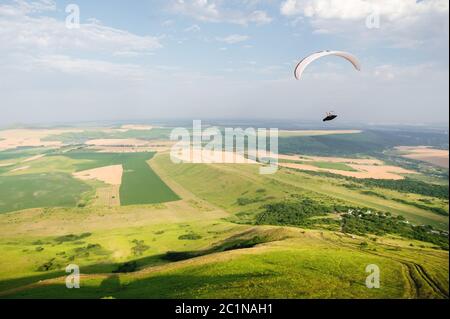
294, 51, 361, 80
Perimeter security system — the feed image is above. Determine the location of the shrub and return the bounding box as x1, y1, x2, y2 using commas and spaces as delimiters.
131, 240, 150, 256
179, 233, 202, 241
54, 233, 92, 244
113, 261, 138, 273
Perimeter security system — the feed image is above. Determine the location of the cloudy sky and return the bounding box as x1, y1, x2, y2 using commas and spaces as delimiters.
0, 0, 449, 126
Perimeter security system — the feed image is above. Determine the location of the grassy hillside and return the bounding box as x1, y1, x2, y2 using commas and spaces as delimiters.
152, 154, 448, 229
1, 228, 447, 299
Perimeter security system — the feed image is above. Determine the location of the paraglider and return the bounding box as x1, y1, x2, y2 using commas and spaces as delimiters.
294, 50, 361, 122
323, 112, 338, 122
294, 50, 361, 80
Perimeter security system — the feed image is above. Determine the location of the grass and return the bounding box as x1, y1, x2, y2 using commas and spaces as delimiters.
0, 206, 239, 293
0, 149, 448, 299
152, 154, 448, 229
120, 154, 180, 205
0, 173, 92, 214
1, 229, 447, 299
0, 147, 52, 161
5, 156, 82, 176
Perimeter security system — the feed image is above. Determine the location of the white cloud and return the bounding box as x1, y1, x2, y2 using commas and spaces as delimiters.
246, 10, 273, 25
162, 19, 175, 27
184, 24, 201, 32
172, 0, 272, 25
0, 1, 163, 57
27, 55, 145, 78
372, 63, 440, 82
216, 34, 249, 44
280, 0, 449, 48
0, 0, 56, 16
281, 0, 448, 20
0, 0, 447, 125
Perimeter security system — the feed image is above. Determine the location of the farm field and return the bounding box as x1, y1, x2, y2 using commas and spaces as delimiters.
0, 125, 448, 299
266, 152, 420, 180
120, 153, 180, 205
395, 146, 449, 169
64, 151, 180, 205
0, 150, 179, 213
0, 129, 85, 151
0, 173, 92, 214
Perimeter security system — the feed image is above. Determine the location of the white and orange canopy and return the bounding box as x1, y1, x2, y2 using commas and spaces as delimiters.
294, 50, 361, 80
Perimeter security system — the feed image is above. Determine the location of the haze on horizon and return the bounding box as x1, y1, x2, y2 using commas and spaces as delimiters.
0, 0, 449, 127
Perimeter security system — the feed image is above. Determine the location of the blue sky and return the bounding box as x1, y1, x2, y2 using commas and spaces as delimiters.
0, 0, 449, 125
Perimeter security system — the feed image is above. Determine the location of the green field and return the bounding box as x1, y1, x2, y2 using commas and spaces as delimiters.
64, 152, 180, 205
0, 173, 92, 213
0, 151, 179, 213
120, 153, 180, 205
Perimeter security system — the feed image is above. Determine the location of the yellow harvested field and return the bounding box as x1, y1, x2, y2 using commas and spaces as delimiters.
232, 151, 416, 179
279, 130, 362, 137
396, 146, 449, 169
0, 163, 14, 168
280, 162, 417, 180
304, 156, 382, 165
0, 129, 82, 151
121, 124, 153, 131
100, 128, 129, 133
85, 139, 150, 147
73, 165, 123, 185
